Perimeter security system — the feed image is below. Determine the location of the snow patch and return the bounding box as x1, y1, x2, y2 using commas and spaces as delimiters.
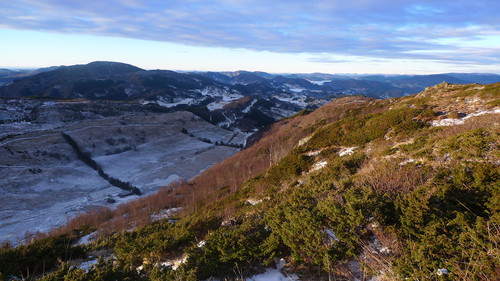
207, 100, 230, 111
437, 268, 449, 276
398, 158, 415, 166
324, 228, 339, 244
156, 98, 194, 108
285, 84, 306, 93
373, 238, 390, 254
466, 97, 481, 104
311, 160, 327, 172
207, 94, 244, 110
151, 207, 182, 222
218, 111, 236, 128
197, 86, 235, 98
338, 146, 358, 157
305, 149, 322, 156
247, 259, 299, 281
297, 135, 312, 146
242, 99, 257, 114
159, 255, 188, 270
431, 118, 464, 127
308, 80, 331, 85
431, 108, 500, 127
273, 95, 308, 107
347, 261, 363, 281
463, 108, 500, 119
78, 258, 98, 272
247, 198, 263, 205
76, 232, 96, 245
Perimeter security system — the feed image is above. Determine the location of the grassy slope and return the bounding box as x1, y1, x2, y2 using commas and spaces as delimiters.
1, 83, 499, 280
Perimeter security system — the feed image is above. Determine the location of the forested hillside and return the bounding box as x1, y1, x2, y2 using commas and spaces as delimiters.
1, 82, 499, 280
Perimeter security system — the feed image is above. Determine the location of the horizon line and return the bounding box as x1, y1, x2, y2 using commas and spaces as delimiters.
1, 61, 500, 76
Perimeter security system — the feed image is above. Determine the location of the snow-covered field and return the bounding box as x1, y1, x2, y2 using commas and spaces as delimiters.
0, 109, 245, 244
273, 95, 309, 107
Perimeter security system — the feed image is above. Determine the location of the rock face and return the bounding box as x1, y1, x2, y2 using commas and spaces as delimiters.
0, 100, 246, 243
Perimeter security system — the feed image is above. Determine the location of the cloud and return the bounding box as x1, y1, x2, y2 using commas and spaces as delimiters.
1, 0, 499, 67
307, 55, 350, 64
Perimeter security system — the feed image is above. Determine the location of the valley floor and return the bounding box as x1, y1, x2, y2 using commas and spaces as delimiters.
0, 102, 246, 244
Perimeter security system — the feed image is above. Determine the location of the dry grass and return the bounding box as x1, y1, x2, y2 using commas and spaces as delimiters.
43, 96, 393, 241
355, 158, 430, 195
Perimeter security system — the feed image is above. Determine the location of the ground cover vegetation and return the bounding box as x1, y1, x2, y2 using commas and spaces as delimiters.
1, 82, 499, 280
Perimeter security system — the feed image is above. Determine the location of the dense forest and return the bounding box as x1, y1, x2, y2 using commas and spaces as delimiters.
1, 82, 499, 280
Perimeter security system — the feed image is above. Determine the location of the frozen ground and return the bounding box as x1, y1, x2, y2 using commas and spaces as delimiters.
247, 259, 299, 281
431, 108, 500, 127
0, 107, 245, 244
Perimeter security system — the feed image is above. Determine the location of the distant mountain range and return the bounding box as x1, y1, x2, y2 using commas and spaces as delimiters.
1, 61, 499, 131
0, 62, 314, 132
2, 62, 499, 100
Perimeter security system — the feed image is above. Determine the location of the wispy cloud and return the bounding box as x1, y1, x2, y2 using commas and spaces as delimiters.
1, 0, 499, 67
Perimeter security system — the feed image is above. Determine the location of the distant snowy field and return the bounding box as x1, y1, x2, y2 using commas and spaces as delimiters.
0, 110, 246, 244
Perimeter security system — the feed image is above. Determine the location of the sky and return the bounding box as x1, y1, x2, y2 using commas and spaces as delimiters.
1, 0, 499, 74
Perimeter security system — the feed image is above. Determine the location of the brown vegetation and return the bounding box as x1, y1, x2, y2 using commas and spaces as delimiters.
44, 96, 383, 239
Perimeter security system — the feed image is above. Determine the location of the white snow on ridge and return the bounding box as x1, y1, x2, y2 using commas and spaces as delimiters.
289, 88, 304, 93
242, 99, 257, 114
204, 88, 245, 111
308, 80, 331, 85
463, 108, 500, 119
297, 135, 312, 146
197, 87, 227, 97
311, 160, 328, 172
198, 86, 243, 101
305, 148, 322, 156
431, 108, 500, 127
218, 111, 237, 128
338, 146, 358, 156
273, 95, 308, 107
207, 101, 228, 111
156, 98, 194, 108
222, 93, 244, 101
285, 84, 306, 93
431, 118, 464, 127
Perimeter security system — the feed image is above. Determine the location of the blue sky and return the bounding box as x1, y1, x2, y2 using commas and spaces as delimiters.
1, 0, 499, 74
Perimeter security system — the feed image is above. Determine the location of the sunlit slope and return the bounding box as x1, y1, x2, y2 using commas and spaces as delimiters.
2, 82, 498, 280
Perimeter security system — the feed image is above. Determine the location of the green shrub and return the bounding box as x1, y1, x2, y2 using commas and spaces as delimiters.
0, 235, 85, 278
185, 215, 270, 279
307, 107, 428, 149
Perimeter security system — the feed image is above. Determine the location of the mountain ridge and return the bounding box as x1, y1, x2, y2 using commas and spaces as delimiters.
2, 61, 500, 100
